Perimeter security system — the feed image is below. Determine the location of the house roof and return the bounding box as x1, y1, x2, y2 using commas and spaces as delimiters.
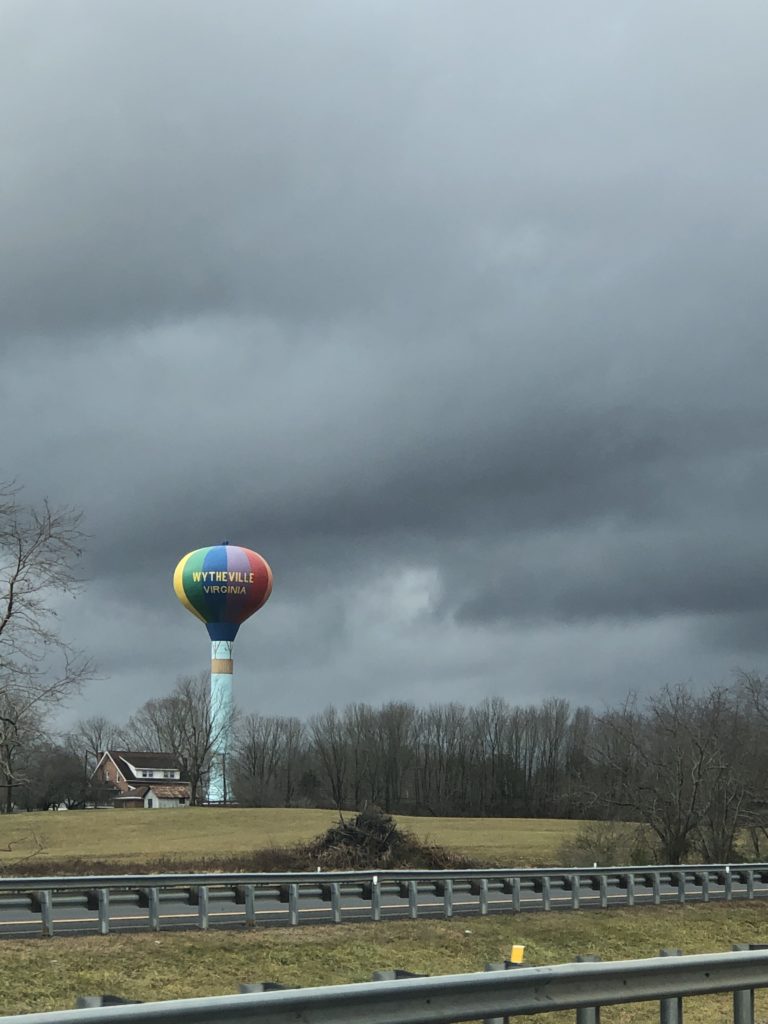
110, 751, 184, 771
147, 784, 190, 799
93, 750, 190, 785
114, 783, 190, 800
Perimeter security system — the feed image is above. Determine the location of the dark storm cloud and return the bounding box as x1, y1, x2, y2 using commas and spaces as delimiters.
3, 0, 768, 724
3, 1, 767, 342
0, 3, 471, 339
457, 525, 768, 626
700, 612, 768, 659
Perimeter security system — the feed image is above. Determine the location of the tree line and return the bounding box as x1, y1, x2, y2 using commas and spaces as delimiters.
3, 484, 768, 864
12, 671, 764, 866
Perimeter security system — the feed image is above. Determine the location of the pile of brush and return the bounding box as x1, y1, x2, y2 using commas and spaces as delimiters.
302, 806, 475, 870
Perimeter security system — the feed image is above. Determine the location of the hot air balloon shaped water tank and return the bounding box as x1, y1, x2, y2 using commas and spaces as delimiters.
173, 543, 272, 803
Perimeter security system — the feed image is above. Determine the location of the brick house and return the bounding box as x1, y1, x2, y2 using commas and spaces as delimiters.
92, 750, 192, 808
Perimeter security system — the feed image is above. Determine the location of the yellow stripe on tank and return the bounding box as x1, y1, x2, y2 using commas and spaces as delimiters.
173, 551, 207, 623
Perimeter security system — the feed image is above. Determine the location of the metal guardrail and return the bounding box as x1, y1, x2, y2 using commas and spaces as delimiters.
1, 861, 767, 936
1, 860, 764, 891
3, 947, 768, 1023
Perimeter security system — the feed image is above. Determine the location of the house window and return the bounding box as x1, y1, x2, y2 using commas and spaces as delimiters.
179, 797, 186, 804
105, 768, 110, 781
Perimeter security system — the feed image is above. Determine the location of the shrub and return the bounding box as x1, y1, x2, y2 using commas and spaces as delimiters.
556, 820, 656, 867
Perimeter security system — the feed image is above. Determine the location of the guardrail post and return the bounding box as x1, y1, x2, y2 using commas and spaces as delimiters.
443, 878, 454, 919
147, 887, 160, 932
732, 945, 756, 1024
372, 969, 425, 981
599, 874, 608, 909
725, 867, 733, 902
625, 872, 635, 907
659, 948, 683, 1024
198, 885, 209, 930
541, 875, 551, 911
676, 872, 686, 905
76, 996, 139, 1007
39, 890, 53, 938
575, 954, 601, 1024
570, 875, 580, 910
330, 882, 342, 924
98, 888, 110, 935
512, 877, 521, 913
652, 872, 661, 906
244, 884, 255, 927
479, 877, 489, 915
288, 884, 299, 926
701, 871, 710, 902
483, 961, 509, 1024
371, 876, 381, 922
408, 880, 418, 919
746, 870, 755, 900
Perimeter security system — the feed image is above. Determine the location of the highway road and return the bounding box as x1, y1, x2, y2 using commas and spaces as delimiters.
0, 875, 761, 939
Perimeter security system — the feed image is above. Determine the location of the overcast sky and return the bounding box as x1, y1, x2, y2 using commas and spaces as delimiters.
3, 1, 768, 731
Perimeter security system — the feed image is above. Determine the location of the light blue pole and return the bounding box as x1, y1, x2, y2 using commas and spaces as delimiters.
209, 640, 233, 803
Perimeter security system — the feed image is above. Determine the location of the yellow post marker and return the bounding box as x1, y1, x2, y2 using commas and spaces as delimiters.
509, 944, 525, 964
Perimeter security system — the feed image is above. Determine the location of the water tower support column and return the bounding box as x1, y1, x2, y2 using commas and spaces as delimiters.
209, 640, 234, 803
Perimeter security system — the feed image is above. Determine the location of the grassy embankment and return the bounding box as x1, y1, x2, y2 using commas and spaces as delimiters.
0, 807, 583, 873
2, 902, 768, 1018
2, 811, 766, 1019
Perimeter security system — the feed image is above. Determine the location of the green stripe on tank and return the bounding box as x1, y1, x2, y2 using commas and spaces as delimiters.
182, 547, 211, 619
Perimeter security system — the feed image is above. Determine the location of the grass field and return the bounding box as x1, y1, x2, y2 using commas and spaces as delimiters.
398, 813, 583, 866
0, 808, 585, 872
1, 902, 767, 1017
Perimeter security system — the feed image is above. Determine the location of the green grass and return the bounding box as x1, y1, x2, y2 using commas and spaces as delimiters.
398, 814, 583, 866
0, 808, 340, 871
0, 808, 586, 872
1, 903, 767, 1018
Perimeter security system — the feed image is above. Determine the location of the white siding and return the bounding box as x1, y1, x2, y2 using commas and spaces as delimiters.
142, 789, 187, 809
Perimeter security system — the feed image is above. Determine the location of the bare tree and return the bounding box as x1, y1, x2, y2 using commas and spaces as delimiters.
343, 704, 377, 808
65, 715, 121, 777
309, 707, 349, 809
233, 714, 307, 806
589, 686, 737, 863
0, 485, 94, 809
372, 702, 418, 812
689, 687, 752, 862
125, 696, 187, 754
0, 689, 45, 813
468, 697, 509, 813
17, 742, 89, 811
731, 672, 768, 856
0, 484, 88, 665
415, 704, 470, 815
123, 673, 235, 804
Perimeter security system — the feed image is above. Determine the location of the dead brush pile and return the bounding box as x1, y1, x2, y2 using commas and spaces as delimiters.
301, 806, 476, 870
